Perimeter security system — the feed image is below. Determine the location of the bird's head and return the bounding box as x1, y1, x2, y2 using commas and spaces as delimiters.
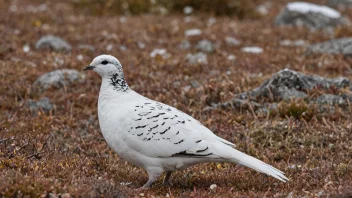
84, 55, 123, 78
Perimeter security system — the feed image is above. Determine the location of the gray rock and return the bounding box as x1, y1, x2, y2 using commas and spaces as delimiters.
256, 102, 279, 115
256, 4, 269, 15
316, 94, 346, 105
183, 6, 193, 15
47, 193, 58, 198
277, 87, 308, 100
179, 40, 191, 50
328, 0, 352, 7
25, 97, 53, 114
306, 37, 352, 56
119, 45, 127, 51
280, 39, 307, 47
34, 69, 85, 90
35, 35, 72, 51
196, 39, 214, 53
60, 193, 70, 198
275, 2, 350, 30
227, 54, 236, 61
209, 68, 352, 112
203, 98, 263, 111
184, 29, 202, 37
173, 81, 181, 88
137, 41, 146, 49
190, 80, 200, 88
238, 69, 350, 101
225, 37, 241, 46
186, 52, 208, 65
241, 46, 263, 54
77, 44, 95, 52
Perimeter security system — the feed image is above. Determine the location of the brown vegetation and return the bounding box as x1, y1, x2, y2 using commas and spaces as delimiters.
1, 0, 352, 197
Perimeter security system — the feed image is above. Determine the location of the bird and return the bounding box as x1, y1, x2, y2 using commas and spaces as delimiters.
84, 54, 288, 188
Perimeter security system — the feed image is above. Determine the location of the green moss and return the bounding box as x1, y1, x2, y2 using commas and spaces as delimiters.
278, 99, 313, 120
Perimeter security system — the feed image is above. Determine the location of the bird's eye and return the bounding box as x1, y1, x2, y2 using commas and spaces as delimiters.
101, 60, 109, 65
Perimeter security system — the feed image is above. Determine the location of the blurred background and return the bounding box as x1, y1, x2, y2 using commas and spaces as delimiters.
1, 0, 352, 197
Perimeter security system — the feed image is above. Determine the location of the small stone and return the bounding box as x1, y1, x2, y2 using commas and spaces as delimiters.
178, 40, 191, 50
47, 193, 57, 198
186, 52, 208, 65
35, 35, 72, 51
119, 16, 127, 23
119, 45, 127, 51
207, 17, 216, 26
55, 57, 64, 66
183, 85, 191, 92
76, 54, 84, 61
183, 6, 193, 15
173, 81, 181, 88
256, 4, 269, 15
137, 41, 146, 49
227, 54, 236, 61
190, 80, 200, 88
241, 46, 263, 54
225, 36, 241, 46
34, 69, 85, 90
196, 39, 214, 53
210, 184, 217, 190
150, 49, 170, 60
280, 39, 307, 46
119, 182, 132, 186
60, 193, 70, 198
77, 44, 95, 52
317, 191, 325, 197
23, 44, 30, 53
25, 97, 53, 114
10, 4, 17, 12
106, 44, 113, 51
184, 29, 202, 37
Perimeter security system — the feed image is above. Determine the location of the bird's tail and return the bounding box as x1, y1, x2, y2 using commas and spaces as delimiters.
229, 149, 288, 182
214, 144, 288, 182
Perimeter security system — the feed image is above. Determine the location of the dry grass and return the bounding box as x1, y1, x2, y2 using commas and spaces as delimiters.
71, 0, 258, 18
1, 0, 352, 197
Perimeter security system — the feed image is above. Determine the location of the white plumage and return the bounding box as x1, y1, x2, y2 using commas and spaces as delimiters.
84, 55, 288, 188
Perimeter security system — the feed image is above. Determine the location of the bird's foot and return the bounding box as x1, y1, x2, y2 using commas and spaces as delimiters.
142, 183, 152, 189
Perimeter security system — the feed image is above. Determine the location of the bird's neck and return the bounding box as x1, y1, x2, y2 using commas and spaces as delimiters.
104, 73, 130, 93
99, 73, 130, 102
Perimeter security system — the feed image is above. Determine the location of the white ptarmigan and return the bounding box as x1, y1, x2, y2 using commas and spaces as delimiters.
84, 55, 288, 188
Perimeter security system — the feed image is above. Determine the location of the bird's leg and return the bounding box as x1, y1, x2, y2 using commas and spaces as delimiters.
142, 171, 162, 189
163, 171, 173, 186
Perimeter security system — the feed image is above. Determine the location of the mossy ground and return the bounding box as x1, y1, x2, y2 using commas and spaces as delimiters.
1, 0, 352, 197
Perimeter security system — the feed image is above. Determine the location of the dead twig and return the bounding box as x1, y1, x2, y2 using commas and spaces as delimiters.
26, 150, 46, 159
0, 138, 9, 144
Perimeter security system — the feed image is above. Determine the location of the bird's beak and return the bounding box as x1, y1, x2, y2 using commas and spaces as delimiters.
83, 65, 95, 71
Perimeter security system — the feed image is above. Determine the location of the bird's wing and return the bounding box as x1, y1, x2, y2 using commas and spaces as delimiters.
119, 98, 231, 158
